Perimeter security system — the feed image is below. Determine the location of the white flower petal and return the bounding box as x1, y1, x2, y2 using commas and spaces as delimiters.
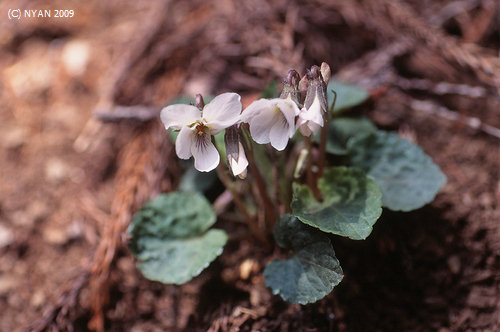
301, 96, 324, 126
269, 118, 291, 151
297, 115, 312, 136
230, 142, 248, 177
203, 93, 242, 130
160, 104, 200, 130
296, 95, 324, 137
191, 134, 220, 172
241, 98, 272, 122
273, 99, 299, 138
237, 168, 247, 179
175, 126, 193, 159
248, 107, 278, 144
307, 121, 322, 136
243, 98, 299, 148
274, 98, 300, 117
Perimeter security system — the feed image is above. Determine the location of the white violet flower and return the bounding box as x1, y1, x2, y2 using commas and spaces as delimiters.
241, 98, 299, 151
160, 93, 242, 172
224, 125, 248, 179
296, 94, 324, 137
228, 142, 248, 179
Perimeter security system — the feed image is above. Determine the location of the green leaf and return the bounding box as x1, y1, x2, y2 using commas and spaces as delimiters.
347, 131, 447, 211
291, 167, 383, 240
322, 117, 377, 155
328, 81, 369, 113
178, 165, 217, 193
264, 215, 343, 304
128, 192, 227, 284
260, 80, 278, 98
214, 130, 226, 164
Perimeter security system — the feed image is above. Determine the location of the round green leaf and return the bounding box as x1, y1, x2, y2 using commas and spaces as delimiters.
178, 165, 217, 193
328, 81, 369, 113
324, 117, 377, 155
264, 215, 343, 304
264, 242, 343, 304
134, 229, 227, 285
129, 192, 216, 241
348, 131, 447, 211
291, 167, 383, 240
128, 192, 227, 284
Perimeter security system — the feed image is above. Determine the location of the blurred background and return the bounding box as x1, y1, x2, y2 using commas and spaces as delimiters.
1, 0, 499, 331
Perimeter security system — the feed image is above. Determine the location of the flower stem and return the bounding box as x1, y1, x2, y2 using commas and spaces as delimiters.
303, 136, 316, 190
215, 162, 267, 243
240, 126, 277, 233
317, 90, 337, 179
211, 136, 266, 242
268, 147, 285, 215
317, 115, 329, 180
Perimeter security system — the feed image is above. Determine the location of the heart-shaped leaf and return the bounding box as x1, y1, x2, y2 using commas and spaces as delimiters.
291, 167, 382, 240
322, 117, 377, 155
128, 192, 227, 284
260, 80, 278, 98
328, 81, 369, 113
347, 131, 447, 211
264, 215, 343, 304
178, 165, 217, 193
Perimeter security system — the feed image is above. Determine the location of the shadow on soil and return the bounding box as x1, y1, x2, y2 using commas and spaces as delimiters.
333, 205, 470, 331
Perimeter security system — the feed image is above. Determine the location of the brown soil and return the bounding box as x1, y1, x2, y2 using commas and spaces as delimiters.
1, 0, 499, 331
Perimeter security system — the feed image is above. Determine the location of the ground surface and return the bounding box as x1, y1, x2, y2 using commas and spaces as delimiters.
0, 0, 499, 331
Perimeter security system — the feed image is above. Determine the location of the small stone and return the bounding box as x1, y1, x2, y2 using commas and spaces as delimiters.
117, 257, 135, 273
249, 276, 270, 306
4, 41, 54, 97
0, 276, 18, 296
43, 226, 67, 245
239, 258, 258, 280
45, 158, 68, 183
62, 40, 90, 77
3, 127, 26, 149
0, 224, 14, 248
66, 220, 84, 240
31, 290, 45, 308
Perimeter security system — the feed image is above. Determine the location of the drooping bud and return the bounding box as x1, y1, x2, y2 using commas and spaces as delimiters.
195, 94, 205, 110
320, 62, 331, 83
296, 64, 329, 137
279, 69, 301, 107
298, 74, 309, 95
225, 125, 239, 164
224, 125, 248, 179
303, 65, 327, 113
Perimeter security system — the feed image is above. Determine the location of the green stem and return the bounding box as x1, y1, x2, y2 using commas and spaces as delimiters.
268, 147, 285, 215
303, 136, 315, 189
240, 126, 277, 233
212, 137, 266, 243
317, 90, 337, 179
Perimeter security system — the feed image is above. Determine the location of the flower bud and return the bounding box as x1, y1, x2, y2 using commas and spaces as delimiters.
298, 74, 309, 96
195, 94, 205, 110
224, 125, 248, 178
296, 65, 329, 137
279, 69, 301, 107
304, 65, 327, 113
320, 62, 331, 83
